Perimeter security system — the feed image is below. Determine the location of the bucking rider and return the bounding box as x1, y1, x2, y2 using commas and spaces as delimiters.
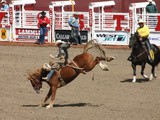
42, 40, 71, 81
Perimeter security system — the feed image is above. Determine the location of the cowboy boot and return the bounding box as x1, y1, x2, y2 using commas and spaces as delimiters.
127, 55, 132, 61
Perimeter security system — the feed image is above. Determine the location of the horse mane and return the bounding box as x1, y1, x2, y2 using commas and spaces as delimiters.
83, 39, 107, 59
27, 68, 42, 81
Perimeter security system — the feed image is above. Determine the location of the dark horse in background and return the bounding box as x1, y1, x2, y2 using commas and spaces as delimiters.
28, 40, 115, 109
129, 33, 160, 82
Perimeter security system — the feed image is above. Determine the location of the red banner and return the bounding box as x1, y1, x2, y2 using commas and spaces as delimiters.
89, 9, 92, 26
0, 12, 7, 23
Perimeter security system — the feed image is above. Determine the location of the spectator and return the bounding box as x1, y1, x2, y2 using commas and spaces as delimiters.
146, 0, 158, 13
146, 0, 158, 27
68, 13, 82, 45
37, 11, 50, 45
0, 0, 9, 11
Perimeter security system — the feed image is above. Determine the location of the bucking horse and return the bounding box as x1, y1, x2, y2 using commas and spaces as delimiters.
27, 40, 115, 109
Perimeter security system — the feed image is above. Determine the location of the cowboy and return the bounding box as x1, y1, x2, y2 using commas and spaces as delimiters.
0, 0, 9, 11
42, 40, 70, 81
37, 11, 50, 45
54, 40, 71, 65
128, 19, 153, 63
68, 13, 82, 45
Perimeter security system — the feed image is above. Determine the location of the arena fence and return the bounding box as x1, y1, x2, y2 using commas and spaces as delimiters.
0, 1, 160, 46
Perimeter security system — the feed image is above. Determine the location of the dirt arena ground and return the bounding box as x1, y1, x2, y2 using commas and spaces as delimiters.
0, 42, 160, 120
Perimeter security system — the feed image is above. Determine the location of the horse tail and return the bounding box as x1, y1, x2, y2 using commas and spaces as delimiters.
83, 39, 108, 60
83, 39, 98, 53
153, 44, 160, 66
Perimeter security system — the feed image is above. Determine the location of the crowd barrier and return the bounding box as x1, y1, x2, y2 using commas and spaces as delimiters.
0, 1, 160, 46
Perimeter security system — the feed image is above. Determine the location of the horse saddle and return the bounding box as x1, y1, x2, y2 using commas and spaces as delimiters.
142, 42, 155, 61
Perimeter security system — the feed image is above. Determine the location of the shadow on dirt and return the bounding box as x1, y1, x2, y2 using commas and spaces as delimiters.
22, 103, 102, 108
121, 78, 149, 83
22, 105, 39, 107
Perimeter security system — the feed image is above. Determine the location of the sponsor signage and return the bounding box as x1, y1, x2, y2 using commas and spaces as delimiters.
9, 7, 13, 24
15, 28, 48, 42
0, 12, 6, 23
95, 31, 128, 45
0, 28, 10, 41
89, 8, 92, 26
49, 8, 52, 25
149, 33, 160, 46
55, 30, 88, 43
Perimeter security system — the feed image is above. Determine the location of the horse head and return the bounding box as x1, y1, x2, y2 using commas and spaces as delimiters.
27, 68, 43, 93
129, 32, 141, 48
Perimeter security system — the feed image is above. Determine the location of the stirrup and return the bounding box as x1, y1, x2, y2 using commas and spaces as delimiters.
148, 56, 154, 63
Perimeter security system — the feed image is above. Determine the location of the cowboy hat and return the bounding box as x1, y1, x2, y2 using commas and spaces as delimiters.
138, 19, 145, 24
40, 11, 46, 15
1, 0, 6, 3
55, 40, 65, 45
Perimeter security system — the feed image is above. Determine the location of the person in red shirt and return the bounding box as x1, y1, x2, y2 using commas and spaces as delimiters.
37, 11, 50, 45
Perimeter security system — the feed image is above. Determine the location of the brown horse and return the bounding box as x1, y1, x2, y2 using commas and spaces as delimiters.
28, 40, 114, 109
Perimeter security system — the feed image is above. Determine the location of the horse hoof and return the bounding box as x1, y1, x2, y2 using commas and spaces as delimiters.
132, 80, 136, 83
46, 105, 52, 109
153, 74, 157, 78
132, 76, 136, 83
142, 74, 148, 79
149, 74, 153, 81
107, 56, 115, 62
38, 104, 43, 107
104, 68, 109, 71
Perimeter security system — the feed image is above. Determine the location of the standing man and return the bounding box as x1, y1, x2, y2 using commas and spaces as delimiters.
68, 13, 82, 45
0, 0, 9, 11
37, 11, 50, 45
146, 0, 158, 13
146, 0, 158, 27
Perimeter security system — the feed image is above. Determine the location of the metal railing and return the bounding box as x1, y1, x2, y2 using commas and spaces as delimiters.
94, 12, 130, 31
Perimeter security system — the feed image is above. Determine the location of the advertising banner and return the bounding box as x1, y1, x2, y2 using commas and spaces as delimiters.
55, 30, 88, 43
149, 32, 160, 46
15, 28, 49, 42
95, 31, 129, 45
0, 27, 10, 41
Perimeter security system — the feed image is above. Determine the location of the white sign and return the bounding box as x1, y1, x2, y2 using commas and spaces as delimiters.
95, 31, 129, 45
149, 33, 160, 46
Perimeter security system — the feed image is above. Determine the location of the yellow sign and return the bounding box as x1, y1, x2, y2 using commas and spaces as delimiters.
1, 28, 7, 40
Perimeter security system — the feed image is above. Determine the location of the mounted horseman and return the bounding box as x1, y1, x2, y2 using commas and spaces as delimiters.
128, 19, 160, 82
128, 19, 154, 63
